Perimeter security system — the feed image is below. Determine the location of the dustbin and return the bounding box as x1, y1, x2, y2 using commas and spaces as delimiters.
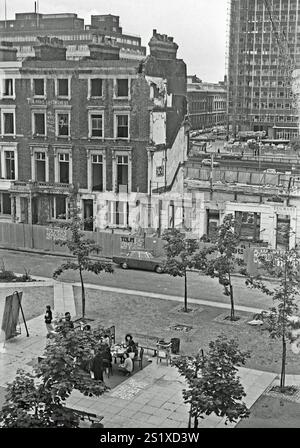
171, 337, 180, 354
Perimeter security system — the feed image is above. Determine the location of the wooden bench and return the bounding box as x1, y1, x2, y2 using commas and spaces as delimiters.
64, 407, 103, 424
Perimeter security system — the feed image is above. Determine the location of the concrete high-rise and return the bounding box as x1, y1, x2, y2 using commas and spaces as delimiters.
227, 0, 300, 140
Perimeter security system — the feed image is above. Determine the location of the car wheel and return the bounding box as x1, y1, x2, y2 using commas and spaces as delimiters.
121, 262, 128, 269
155, 265, 163, 274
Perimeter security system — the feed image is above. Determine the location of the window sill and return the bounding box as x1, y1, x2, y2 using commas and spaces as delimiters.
88, 96, 104, 100
1, 134, 16, 138
89, 136, 104, 140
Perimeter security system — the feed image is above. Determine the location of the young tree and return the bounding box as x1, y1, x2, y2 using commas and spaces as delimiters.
0, 370, 79, 428
246, 248, 300, 391
37, 324, 109, 400
162, 228, 199, 312
53, 188, 113, 318
194, 214, 243, 320
174, 335, 250, 428
0, 326, 110, 427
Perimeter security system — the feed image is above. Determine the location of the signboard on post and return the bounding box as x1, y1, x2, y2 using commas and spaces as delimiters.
1, 291, 23, 340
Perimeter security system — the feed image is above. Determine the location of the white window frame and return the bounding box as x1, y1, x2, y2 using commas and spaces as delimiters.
55, 77, 71, 100
87, 148, 106, 192
1, 146, 18, 180
51, 195, 69, 221
1, 107, 16, 137
30, 147, 49, 182
113, 78, 130, 99
1, 78, 15, 99
31, 78, 47, 98
114, 112, 130, 140
54, 147, 73, 185
108, 200, 128, 227
32, 110, 47, 137
88, 110, 104, 139
55, 110, 71, 138
88, 78, 103, 99
112, 147, 132, 193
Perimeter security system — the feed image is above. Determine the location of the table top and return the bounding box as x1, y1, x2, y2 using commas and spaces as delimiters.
111, 344, 127, 356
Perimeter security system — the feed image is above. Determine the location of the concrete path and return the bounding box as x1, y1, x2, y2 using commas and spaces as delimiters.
53, 282, 76, 316
65, 362, 277, 428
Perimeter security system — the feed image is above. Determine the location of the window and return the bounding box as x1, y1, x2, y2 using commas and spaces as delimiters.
57, 79, 69, 97
116, 114, 129, 138
91, 154, 103, 191
235, 211, 261, 242
108, 201, 128, 226
3, 79, 13, 97
116, 155, 128, 192
0, 192, 11, 215
2, 112, 14, 135
33, 79, 45, 96
58, 153, 69, 183
90, 79, 102, 97
35, 152, 46, 182
5, 151, 15, 179
52, 195, 67, 219
57, 113, 69, 137
90, 113, 103, 138
33, 113, 46, 136
116, 79, 129, 97
276, 214, 290, 249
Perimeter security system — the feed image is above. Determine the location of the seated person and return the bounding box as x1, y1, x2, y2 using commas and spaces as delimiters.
64, 312, 74, 330
118, 352, 133, 375
125, 333, 138, 358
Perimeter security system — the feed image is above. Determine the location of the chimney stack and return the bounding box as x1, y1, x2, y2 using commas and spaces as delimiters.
34, 36, 67, 61
148, 30, 178, 60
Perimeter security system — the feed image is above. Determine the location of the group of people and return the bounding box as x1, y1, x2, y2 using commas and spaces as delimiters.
44, 305, 139, 381
44, 305, 74, 336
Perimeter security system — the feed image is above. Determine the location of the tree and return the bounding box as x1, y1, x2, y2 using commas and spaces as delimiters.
194, 214, 244, 320
0, 369, 79, 428
174, 335, 250, 428
246, 248, 300, 391
0, 325, 110, 428
162, 228, 199, 312
53, 187, 113, 318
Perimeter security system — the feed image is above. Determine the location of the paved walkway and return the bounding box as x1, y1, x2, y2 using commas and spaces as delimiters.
0, 278, 297, 428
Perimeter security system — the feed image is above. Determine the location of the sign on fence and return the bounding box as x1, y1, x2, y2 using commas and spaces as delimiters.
46, 227, 67, 241
120, 235, 144, 251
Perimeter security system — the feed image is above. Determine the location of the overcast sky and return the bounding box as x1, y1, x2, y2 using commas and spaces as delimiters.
3, 0, 227, 82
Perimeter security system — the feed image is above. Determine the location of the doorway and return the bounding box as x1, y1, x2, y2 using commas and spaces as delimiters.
83, 199, 93, 231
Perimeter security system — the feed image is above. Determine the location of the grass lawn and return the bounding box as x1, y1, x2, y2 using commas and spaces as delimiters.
237, 395, 300, 428
73, 286, 300, 374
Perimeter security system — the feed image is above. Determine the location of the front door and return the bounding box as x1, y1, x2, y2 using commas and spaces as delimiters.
83, 199, 93, 231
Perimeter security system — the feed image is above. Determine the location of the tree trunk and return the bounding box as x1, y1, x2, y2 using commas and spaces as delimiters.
280, 333, 286, 391
229, 284, 235, 320
184, 270, 188, 312
194, 415, 198, 428
79, 266, 85, 318
188, 404, 192, 428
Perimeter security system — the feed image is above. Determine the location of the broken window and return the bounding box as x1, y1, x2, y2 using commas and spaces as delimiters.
35, 152, 46, 182
58, 153, 69, 184
91, 154, 103, 191
116, 114, 129, 138
116, 79, 128, 97
90, 79, 102, 97
34, 113, 45, 135
3, 113, 14, 134
57, 113, 69, 136
5, 151, 15, 179
276, 214, 290, 249
53, 195, 67, 219
58, 79, 69, 97
33, 79, 45, 96
235, 211, 261, 242
116, 155, 128, 192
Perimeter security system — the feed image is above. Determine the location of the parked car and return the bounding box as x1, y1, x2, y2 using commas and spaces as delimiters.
201, 158, 220, 167
263, 168, 277, 174
112, 250, 165, 273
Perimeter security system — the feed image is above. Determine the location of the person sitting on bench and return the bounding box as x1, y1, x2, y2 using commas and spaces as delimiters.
118, 352, 133, 375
